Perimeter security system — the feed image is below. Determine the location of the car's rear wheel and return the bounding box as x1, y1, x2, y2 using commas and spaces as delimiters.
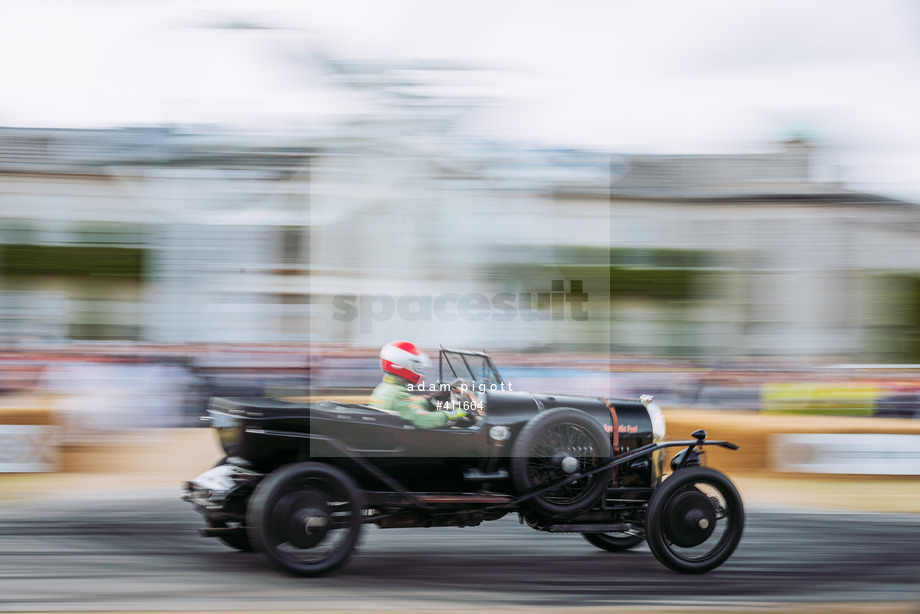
511, 407, 613, 517
247, 462, 363, 577
582, 531, 644, 552
645, 467, 744, 573
205, 514, 253, 552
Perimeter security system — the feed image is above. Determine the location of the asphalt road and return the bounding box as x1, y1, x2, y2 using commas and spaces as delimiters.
1, 490, 919, 612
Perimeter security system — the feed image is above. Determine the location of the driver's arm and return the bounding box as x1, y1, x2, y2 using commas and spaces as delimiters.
425, 387, 450, 409
398, 393, 450, 429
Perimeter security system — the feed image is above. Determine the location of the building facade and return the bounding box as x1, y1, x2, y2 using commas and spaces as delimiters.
2, 127, 919, 360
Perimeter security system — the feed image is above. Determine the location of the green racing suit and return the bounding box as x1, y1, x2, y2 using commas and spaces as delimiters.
369, 373, 449, 429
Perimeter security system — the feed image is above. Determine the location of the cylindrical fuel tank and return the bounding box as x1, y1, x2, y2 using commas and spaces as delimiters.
608, 398, 655, 448
606, 397, 664, 487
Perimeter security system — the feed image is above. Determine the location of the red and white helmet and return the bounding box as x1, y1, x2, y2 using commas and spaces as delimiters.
380, 340, 430, 385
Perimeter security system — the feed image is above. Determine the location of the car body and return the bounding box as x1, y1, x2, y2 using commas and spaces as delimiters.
183, 347, 744, 575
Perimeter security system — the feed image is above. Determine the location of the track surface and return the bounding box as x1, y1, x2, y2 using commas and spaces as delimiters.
1, 491, 919, 612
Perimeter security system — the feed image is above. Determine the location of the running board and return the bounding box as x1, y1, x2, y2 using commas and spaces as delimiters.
199, 527, 245, 538
463, 469, 509, 481
547, 523, 631, 533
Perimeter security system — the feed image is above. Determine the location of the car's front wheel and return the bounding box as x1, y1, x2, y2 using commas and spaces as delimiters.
247, 462, 364, 577
645, 467, 744, 573
205, 513, 253, 552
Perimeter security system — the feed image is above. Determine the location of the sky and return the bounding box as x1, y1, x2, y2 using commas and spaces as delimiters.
1, 0, 919, 201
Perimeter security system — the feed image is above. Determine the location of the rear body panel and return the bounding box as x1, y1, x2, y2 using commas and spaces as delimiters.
210, 391, 657, 493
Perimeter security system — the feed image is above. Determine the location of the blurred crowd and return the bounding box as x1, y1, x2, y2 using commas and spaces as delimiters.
1, 344, 918, 445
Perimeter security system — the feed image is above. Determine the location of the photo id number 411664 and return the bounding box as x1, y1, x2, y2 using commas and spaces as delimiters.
434, 399, 483, 411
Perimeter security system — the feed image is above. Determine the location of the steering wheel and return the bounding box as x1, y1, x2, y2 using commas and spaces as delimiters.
448, 378, 483, 426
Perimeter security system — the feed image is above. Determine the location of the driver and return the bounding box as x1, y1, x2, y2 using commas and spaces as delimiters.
369, 340, 467, 429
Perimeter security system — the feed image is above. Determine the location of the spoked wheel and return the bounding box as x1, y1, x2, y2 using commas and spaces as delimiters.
645, 467, 744, 573
247, 462, 364, 577
582, 531, 644, 552
511, 408, 612, 517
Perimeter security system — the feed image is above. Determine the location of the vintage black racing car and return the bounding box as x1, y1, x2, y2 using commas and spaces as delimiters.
183, 347, 744, 576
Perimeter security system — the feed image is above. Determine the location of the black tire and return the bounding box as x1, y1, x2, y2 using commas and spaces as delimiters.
247, 462, 364, 577
511, 407, 613, 517
645, 467, 744, 573
582, 531, 644, 552
205, 514, 253, 552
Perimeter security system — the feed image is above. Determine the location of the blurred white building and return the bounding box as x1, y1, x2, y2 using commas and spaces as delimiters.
1, 126, 919, 360
553, 140, 920, 360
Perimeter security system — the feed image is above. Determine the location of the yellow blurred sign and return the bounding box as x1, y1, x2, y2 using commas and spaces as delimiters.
760, 382, 881, 416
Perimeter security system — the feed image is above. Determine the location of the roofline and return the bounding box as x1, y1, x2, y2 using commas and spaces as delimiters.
571, 191, 920, 208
